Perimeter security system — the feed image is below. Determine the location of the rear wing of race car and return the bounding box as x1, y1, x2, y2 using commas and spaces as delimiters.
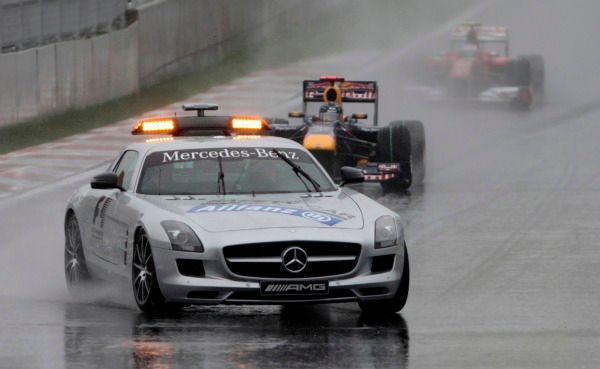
452, 23, 510, 55
131, 104, 290, 137
303, 78, 378, 103
302, 76, 379, 124
452, 24, 508, 42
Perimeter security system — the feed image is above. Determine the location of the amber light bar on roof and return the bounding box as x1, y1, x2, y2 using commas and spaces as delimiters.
132, 119, 176, 134
230, 117, 264, 130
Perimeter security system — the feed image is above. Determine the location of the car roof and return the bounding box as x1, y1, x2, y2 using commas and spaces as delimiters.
125, 135, 304, 156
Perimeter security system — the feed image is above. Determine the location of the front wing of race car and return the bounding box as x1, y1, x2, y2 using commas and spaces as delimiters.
410, 85, 533, 107
355, 162, 405, 183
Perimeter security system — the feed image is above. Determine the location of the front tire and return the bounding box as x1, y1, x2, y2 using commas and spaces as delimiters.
377, 121, 426, 191
522, 54, 545, 102
358, 243, 410, 314
64, 213, 91, 294
132, 229, 179, 312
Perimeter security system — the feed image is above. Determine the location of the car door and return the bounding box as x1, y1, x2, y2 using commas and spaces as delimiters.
90, 150, 139, 266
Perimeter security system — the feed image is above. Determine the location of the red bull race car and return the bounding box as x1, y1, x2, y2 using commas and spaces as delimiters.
284, 76, 426, 192
415, 23, 545, 109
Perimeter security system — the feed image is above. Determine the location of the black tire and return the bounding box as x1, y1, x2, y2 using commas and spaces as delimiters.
405, 120, 426, 186
522, 54, 545, 99
132, 229, 182, 312
64, 213, 92, 294
377, 120, 425, 191
514, 57, 532, 87
358, 243, 410, 314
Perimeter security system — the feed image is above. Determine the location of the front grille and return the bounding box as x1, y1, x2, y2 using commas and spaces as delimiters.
227, 289, 355, 302
223, 241, 361, 279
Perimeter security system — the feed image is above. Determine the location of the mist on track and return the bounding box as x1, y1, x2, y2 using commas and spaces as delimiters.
2, 0, 600, 321
3, 1, 600, 368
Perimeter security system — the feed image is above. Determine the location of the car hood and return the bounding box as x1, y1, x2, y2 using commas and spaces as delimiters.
142, 192, 364, 232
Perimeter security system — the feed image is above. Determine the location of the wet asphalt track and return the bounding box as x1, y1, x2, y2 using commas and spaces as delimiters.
2, 0, 600, 368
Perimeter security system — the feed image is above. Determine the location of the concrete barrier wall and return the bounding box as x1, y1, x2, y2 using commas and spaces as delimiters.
0, 0, 337, 127
0, 23, 139, 127
0, 0, 127, 52
0, 53, 18, 125
136, 0, 334, 87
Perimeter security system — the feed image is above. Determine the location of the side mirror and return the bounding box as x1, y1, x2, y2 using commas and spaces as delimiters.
288, 111, 304, 118
339, 167, 364, 186
351, 113, 368, 120
91, 172, 124, 191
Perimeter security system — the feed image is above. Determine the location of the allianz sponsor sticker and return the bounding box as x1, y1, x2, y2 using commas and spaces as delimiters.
188, 203, 344, 226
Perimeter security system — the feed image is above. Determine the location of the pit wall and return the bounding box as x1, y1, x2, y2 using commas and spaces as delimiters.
0, 0, 339, 127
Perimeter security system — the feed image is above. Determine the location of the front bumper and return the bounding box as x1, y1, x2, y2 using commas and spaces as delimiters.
151, 234, 405, 305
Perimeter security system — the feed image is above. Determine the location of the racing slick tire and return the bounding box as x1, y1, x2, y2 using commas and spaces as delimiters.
132, 228, 184, 313
377, 121, 425, 191
64, 213, 92, 294
358, 243, 410, 314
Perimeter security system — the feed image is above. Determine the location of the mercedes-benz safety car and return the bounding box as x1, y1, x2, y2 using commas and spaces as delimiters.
64, 107, 410, 314
414, 23, 545, 109
286, 76, 425, 191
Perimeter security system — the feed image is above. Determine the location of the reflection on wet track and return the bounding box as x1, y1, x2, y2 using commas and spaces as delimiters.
62, 303, 408, 369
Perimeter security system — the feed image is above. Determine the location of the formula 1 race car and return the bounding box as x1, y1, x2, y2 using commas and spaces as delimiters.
283, 76, 425, 192
415, 23, 545, 109
65, 113, 410, 314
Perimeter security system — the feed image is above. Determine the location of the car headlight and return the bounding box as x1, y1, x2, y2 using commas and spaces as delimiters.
374, 216, 403, 249
160, 220, 204, 252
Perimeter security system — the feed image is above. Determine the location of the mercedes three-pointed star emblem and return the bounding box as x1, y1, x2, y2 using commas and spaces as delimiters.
281, 246, 308, 273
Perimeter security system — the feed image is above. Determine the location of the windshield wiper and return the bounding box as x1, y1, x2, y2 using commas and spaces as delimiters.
217, 156, 226, 195
271, 149, 321, 192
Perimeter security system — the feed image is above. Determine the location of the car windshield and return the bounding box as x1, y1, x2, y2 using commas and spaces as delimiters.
137, 146, 336, 195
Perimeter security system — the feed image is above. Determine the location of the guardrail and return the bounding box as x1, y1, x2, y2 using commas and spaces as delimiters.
0, 0, 126, 53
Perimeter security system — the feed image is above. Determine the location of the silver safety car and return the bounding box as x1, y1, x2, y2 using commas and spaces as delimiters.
64, 109, 410, 314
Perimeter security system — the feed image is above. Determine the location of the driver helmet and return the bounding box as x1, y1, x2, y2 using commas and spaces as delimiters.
466, 27, 479, 45
318, 102, 342, 123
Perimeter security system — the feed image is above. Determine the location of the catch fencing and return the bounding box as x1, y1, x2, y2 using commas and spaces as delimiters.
0, 0, 126, 52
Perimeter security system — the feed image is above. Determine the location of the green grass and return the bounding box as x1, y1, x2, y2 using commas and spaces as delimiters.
0, 0, 477, 155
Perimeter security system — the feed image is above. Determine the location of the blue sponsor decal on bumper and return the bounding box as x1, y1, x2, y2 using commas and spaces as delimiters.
188, 204, 343, 226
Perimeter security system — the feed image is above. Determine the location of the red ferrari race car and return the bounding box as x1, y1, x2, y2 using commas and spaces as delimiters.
414, 23, 545, 109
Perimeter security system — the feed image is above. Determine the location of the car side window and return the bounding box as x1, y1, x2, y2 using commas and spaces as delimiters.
112, 150, 139, 191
